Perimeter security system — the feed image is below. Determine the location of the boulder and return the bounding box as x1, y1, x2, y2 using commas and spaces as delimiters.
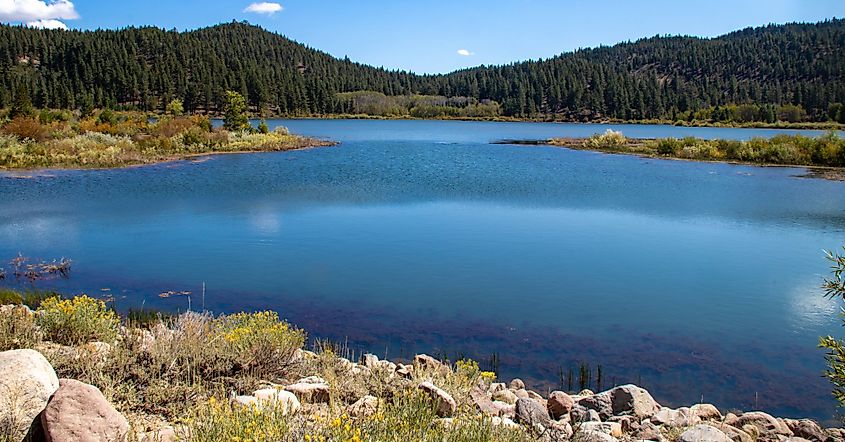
783, 419, 827, 442
732, 411, 793, 438
469, 384, 498, 416
41, 379, 130, 442
572, 404, 601, 423
547, 391, 574, 419
692, 403, 723, 421
414, 354, 449, 374
253, 388, 300, 414
363, 353, 379, 369
514, 397, 551, 428
284, 377, 330, 403
347, 395, 380, 418
608, 384, 660, 418
632, 421, 661, 441
492, 401, 516, 418
577, 391, 613, 420
488, 382, 507, 395
652, 407, 701, 428
711, 423, 754, 442
575, 429, 619, 442
509, 379, 526, 390
679, 424, 733, 442
580, 422, 623, 438
491, 416, 521, 430
418, 382, 456, 417
579, 389, 595, 396
492, 388, 518, 405
0, 349, 60, 442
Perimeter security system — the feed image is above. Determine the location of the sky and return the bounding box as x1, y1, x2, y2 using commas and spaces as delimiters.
0, 0, 844, 74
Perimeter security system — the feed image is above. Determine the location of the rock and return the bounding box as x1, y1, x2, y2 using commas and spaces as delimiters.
363, 353, 379, 369
470, 384, 499, 416
575, 429, 618, 442
783, 419, 827, 442
488, 382, 507, 395
492, 388, 519, 405
414, 354, 449, 374
652, 407, 701, 428
491, 416, 521, 430
572, 404, 601, 423
608, 384, 660, 419
732, 411, 793, 438
41, 379, 130, 442
336, 357, 354, 372
253, 388, 300, 414
285, 377, 330, 403
492, 401, 516, 418
513, 388, 530, 400
347, 395, 380, 418
579, 389, 595, 396
679, 424, 733, 442
550, 420, 574, 439
784, 438, 813, 442
395, 364, 413, 378
547, 391, 574, 419
0, 349, 60, 442
418, 382, 457, 417
692, 403, 723, 421
231, 395, 258, 407
577, 391, 613, 420
711, 423, 754, 442
828, 428, 845, 442
633, 421, 661, 441
580, 422, 623, 438
514, 397, 551, 428
509, 379, 526, 390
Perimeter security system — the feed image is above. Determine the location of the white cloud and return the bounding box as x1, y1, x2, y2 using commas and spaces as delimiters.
457, 49, 473, 57
27, 18, 67, 29
243, 2, 283, 15
0, 0, 78, 21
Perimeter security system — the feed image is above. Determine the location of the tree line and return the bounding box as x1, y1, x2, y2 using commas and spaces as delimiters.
0, 19, 843, 123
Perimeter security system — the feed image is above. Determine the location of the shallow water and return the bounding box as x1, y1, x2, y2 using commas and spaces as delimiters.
2, 120, 844, 420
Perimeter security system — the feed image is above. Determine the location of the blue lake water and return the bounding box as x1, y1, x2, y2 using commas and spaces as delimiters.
2, 120, 845, 420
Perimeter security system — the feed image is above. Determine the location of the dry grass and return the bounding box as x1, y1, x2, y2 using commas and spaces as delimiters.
0, 111, 328, 170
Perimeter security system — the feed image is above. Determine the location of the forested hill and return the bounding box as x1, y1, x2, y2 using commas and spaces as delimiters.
1, 19, 844, 123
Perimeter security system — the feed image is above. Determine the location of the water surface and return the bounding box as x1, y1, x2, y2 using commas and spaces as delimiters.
2, 120, 844, 420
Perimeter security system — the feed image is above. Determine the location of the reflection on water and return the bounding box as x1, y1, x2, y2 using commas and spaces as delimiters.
1, 120, 845, 421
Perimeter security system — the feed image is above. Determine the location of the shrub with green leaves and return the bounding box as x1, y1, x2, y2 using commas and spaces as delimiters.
820, 247, 845, 405
218, 311, 305, 377
36, 295, 120, 345
0, 305, 39, 351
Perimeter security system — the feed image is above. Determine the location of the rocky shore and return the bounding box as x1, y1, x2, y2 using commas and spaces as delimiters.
0, 301, 841, 442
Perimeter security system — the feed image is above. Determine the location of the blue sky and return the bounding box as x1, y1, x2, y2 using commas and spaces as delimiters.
1, 0, 844, 73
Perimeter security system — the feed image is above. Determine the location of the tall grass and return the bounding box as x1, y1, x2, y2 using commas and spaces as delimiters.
0, 111, 323, 169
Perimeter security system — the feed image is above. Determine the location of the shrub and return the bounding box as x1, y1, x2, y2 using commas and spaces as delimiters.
2, 117, 50, 142
218, 311, 305, 376
0, 289, 22, 305
36, 295, 120, 345
656, 138, 680, 155
584, 129, 627, 149
820, 247, 845, 405
181, 397, 292, 442
0, 305, 39, 351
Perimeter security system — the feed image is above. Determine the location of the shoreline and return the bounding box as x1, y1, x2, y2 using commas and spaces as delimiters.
495, 137, 845, 181
226, 114, 845, 131
0, 295, 841, 441
0, 136, 336, 174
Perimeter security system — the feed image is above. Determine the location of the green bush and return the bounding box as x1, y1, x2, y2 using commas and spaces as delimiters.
0, 305, 39, 351
820, 247, 845, 405
36, 295, 120, 345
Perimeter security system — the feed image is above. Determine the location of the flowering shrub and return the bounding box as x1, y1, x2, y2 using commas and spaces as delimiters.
584, 129, 627, 149
36, 296, 119, 345
218, 311, 305, 375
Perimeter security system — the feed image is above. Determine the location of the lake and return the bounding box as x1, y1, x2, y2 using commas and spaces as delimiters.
2, 120, 844, 421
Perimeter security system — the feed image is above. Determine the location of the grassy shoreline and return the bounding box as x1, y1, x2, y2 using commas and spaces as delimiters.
0, 110, 334, 171
498, 130, 845, 181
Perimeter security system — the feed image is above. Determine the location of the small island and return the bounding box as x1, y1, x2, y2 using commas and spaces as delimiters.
0, 92, 332, 171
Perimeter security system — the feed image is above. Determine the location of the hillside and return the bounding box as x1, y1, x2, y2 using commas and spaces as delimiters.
0, 19, 843, 123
